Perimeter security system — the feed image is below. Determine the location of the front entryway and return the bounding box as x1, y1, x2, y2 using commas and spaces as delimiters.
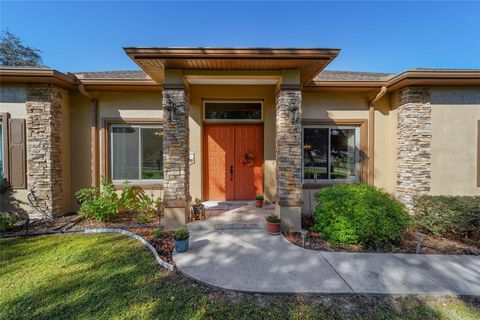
204, 124, 263, 200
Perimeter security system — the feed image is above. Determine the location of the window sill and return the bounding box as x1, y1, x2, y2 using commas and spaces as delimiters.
112, 181, 164, 190
303, 180, 359, 189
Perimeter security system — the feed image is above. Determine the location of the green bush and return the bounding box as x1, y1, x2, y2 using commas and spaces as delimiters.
266, 215, 280, 223
413, 195, 480, 239
174, 227, 189, 240
255, 194, 264, 201
118, 181, 140, 212
136, 214, 149, 224
0, 212, 17, 233
75, 177, 118, 222
153, 228, 165, 238
313, 184, 410, 249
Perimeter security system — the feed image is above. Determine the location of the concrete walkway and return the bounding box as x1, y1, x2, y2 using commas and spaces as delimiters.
174, 229, 480, 295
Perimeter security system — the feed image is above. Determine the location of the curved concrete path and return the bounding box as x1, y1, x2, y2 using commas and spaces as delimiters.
174, 229, 480, 295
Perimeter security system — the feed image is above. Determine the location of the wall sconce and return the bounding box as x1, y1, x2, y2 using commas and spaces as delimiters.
165, 98, 176, 123
287, 104, 299, 123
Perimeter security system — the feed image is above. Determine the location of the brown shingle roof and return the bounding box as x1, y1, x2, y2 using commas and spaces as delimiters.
74, 70, 150, 80
314, 70, 394, 82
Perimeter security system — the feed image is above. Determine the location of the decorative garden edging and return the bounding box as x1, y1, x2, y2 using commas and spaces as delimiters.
0, 227, 175, 271
84, 228, 175, 271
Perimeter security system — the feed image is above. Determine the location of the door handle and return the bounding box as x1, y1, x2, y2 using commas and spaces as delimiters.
230, 165, 234, 181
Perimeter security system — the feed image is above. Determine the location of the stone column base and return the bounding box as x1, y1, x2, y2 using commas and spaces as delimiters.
275, 203, 302, 232
163, 206, 189, 230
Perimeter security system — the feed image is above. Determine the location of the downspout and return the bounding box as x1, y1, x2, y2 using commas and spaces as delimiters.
78, 83, 99, 188
368, 85, 387, 185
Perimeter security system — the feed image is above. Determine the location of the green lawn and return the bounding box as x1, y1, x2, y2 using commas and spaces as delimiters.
1, 234, 479, 320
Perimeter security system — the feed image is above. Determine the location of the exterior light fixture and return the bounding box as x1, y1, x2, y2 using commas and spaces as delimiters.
165, 98, 176, 123
287, 104, 299, 123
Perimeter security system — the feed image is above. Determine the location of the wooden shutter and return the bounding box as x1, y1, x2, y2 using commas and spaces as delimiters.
8, 118, 26, 189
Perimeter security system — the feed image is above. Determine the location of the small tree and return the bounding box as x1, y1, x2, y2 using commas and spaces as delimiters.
0, 31, 43, 67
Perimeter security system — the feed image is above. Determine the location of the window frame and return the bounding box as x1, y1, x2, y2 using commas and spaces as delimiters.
109, 123, 164, 184
203, 100, 264, 123
0, 113, 10, 184
302, 124, 361, 184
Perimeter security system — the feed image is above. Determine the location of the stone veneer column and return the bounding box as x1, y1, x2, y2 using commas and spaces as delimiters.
26, 84, 63, 217
396, 86, 431, 209
275, 86, 303, 231
162, 86, 191, 229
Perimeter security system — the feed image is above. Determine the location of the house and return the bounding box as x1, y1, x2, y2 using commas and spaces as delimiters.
0, 47, 479, 230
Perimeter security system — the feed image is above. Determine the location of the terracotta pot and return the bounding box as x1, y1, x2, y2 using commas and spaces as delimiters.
266, 221, 281, 235
255, 200, 264, 208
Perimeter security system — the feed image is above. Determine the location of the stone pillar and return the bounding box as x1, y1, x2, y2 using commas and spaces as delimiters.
396, 86, 431, 209
275, 85, 303, 231
162, 86, 191, 229
26, 84, 63, 217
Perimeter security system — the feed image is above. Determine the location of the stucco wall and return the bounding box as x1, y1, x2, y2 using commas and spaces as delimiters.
430, 86, 480, 195
189, 85, 277, 202
60, 89, 71, 212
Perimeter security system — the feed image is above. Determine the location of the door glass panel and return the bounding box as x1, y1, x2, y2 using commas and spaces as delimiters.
205, 102, 262, 120
303, 128, 329, 180
330, 128, 357, 180
112, 126, 140, 180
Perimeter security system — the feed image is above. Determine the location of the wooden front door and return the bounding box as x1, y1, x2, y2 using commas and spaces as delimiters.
204, 124, 263, 200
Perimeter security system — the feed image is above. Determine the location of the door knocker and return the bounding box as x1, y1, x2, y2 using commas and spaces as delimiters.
242, 153, 255, 167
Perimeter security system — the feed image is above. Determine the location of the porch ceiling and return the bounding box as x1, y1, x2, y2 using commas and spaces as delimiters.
124, 47, 340, 86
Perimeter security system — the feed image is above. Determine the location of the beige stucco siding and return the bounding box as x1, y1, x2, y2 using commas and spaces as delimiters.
60, 89, 71, 212
430, 86, 480, 195
189, 85, 276, 202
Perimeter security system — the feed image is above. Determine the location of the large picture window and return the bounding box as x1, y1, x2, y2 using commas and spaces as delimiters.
303, 125, 360, 182
110, 125, 163, 182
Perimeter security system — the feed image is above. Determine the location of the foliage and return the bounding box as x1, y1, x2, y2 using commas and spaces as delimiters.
413, 195, 480, 239
255, 194, 264, 201
136, 214, 149, 224
75, 177, 118, 222
266, 215, 280, 223
118, 181, 140, 212
3, 234, 477, 320
313, 184, 410, 249
0, 31, 43, 66
0, 211, 17, 232
174, 227, 189, 240
194, 198, 203, 206
153, 228, 165, 238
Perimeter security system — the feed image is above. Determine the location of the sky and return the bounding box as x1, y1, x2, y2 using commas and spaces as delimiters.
1, 1, 479, 74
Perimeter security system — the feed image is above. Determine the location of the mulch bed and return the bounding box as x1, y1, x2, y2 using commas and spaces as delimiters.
284, 230, 480, 255
128, 227, 175, 265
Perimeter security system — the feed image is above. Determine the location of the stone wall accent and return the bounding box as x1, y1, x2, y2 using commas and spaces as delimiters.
275, 88, 303, 203
396, 86, 431, 209
162, 87, 190, 204
26, 84, 63, 217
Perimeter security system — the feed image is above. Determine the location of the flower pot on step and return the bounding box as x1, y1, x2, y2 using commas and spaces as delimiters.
255, 200, 264, 208
265, 215, 281, 235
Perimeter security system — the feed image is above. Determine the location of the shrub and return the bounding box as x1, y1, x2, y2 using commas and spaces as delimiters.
118, 181, 141, 212
75, 177, 118, 222
266, 215, 280, 223
174, 227, 189, 240
136, 214, 149, 224
413, 195, 480, 239
313, 184, 410, 249
153, 228, 165, 238
0, 212, 17, 232
255, 194, 264, 201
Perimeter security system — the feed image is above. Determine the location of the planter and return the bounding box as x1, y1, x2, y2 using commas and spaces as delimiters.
174, 238, 189, 253
255, 200, 264, 208
266, 221, 281, 235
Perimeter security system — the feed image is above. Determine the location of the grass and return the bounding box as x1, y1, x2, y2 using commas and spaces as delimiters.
1, 234, 479, 320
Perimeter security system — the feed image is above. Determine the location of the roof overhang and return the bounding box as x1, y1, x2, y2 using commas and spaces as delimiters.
124, 47, 341, 86
305, 69, 480, 93
0, 67, 76, 90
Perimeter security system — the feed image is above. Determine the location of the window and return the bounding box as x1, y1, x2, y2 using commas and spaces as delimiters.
110, 125, 163, 182
303, 126, 360, 182
204, 101, 262, 121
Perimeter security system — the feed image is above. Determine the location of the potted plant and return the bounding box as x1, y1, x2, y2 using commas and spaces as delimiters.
190, 198, 205, 221
265, 215, 281, 235
255, 194, 264, 208
174, 226, 190, 253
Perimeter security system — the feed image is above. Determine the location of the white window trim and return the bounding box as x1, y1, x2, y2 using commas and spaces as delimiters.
302, 124, 361, 183
203, 100, 263, 123
110, 124, 163, 184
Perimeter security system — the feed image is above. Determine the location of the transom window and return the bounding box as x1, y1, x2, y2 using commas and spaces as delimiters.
110, 125, 163, 182
204, 101, 262, 121
303, 125, 360, 182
